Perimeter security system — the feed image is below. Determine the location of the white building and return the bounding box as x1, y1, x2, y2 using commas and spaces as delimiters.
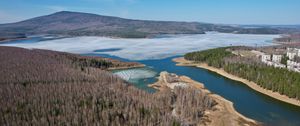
287, 60, 300, 72
272, 55, 282, 63
274, 63, 286, 68
266, 61, 274, 66
261, 54, 271, 63
287, 60, 300, 67
287, 52, 297, 60
287, 48, 300, 60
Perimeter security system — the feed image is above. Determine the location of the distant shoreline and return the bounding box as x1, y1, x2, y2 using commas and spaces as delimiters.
0, 37, 28, 43
173, 57, 300, 107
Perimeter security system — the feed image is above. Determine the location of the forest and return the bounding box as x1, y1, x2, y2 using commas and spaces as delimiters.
184, 47, 300, 100
0, 46, 215, 125
184, 47, 234, 68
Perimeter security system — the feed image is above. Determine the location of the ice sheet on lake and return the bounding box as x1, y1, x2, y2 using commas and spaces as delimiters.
113, 68, 157, 82
1, 32, 279, 60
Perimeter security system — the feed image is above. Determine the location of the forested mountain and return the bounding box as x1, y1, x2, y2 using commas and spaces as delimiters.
0, 46, 216, 125
0, 11, 286, 38
184, 47, 300, 100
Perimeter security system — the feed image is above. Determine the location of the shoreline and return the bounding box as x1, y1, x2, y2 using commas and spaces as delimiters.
0, 37, 28, 43
148, 71, 258, 126
173, 57, 300, 107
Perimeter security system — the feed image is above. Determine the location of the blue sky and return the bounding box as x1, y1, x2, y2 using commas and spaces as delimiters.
0, 0, 299, 24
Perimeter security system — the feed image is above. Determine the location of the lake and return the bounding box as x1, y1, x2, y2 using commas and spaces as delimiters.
1, 33, 300, 125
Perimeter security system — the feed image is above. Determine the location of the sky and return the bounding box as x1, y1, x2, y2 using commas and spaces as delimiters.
0, 0, 299, 25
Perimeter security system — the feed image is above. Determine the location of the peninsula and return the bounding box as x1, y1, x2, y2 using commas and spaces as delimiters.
148, 71, 258, 126
173, 46, 300, 107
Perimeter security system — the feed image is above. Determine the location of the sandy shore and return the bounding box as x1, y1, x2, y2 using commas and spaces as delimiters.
149, 71, 258, 126
173, 57, 300, 107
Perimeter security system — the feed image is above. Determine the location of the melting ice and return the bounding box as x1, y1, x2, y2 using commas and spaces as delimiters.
1, 32, 279, 60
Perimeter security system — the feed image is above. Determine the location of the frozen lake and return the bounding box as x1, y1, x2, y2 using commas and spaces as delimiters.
1, 32, 278, 60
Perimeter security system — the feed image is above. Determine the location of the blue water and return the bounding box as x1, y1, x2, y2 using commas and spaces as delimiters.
138, 56, 300, 126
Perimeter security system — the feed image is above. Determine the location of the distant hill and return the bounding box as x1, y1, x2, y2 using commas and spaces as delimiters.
0, 11, 290, 38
